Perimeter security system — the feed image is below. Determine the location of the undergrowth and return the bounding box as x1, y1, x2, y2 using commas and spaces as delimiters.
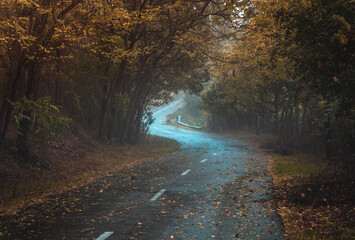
270, 153, 355, 240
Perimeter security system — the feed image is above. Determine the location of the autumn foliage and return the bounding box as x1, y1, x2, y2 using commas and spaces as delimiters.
0, 0, 232, 157
202, 0, 354, 159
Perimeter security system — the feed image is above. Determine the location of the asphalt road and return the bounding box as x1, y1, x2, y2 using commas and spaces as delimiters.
0, 99, 285, 240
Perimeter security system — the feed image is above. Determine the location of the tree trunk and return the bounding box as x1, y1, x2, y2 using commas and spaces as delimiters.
15, 63, 40, 160
98, 61, 126, 139
0, 101, 14, 150
234, 97, 238, 131
301, 102, 308, 135
16, 111, 31, 160
120, 85, 144, 143
0, 56, 25, 149
256, 115, 261, 135
325, 118, 332, 158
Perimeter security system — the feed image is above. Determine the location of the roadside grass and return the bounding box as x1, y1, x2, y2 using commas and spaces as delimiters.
0, 135, 179, 214
140, 135, 180, 157
270, 153, 355, 239
271, 154, 325, 179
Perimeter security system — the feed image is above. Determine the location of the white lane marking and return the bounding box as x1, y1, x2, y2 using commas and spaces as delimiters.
96, 232, 114, 240
181, 169, 191, 176
154, 127, 158, 129
200, 159, 208, 163
213, 153, 217, 156
150, 189, 166, 201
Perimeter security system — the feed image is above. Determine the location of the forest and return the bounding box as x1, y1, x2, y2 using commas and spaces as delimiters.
0, 0, 354, 239
199, 1, 354, 237
202, 0, 354, 159
1, 0, 353, 161
0, 0, 230, 158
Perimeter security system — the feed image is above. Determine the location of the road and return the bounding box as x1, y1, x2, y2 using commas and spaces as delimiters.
0, 99, 284, 239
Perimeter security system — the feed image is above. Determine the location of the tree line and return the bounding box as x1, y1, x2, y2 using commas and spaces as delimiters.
202, 0, 354, 158
0, 0, 234, 160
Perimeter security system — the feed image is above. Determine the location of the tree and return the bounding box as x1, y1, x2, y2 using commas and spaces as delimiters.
88, 0, 230, 143
202, 0, 354, 157
0, 0, 85, 156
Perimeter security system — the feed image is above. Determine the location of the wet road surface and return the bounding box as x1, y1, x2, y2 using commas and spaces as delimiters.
0, 99, 285, 239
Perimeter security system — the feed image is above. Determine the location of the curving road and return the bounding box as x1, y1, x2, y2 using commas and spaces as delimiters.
0, 99, 285, 239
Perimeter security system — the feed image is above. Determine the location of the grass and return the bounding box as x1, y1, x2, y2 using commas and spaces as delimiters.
271, 154, 326, 179
0, 135, 180, 214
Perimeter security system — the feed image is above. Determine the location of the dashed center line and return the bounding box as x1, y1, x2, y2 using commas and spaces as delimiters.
200, 159, 208, 163
181, 169, 191, 176
213, 153, 217, 156
96, 232, 114, 240
150, 189, 166, 201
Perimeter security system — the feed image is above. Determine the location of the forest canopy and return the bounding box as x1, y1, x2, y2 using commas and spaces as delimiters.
202, 0, 354, 158
0, 0, 353, 161
0, 0, 234, 159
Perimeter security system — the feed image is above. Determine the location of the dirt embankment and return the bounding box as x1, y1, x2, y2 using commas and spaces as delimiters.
0, 127, 179, 215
